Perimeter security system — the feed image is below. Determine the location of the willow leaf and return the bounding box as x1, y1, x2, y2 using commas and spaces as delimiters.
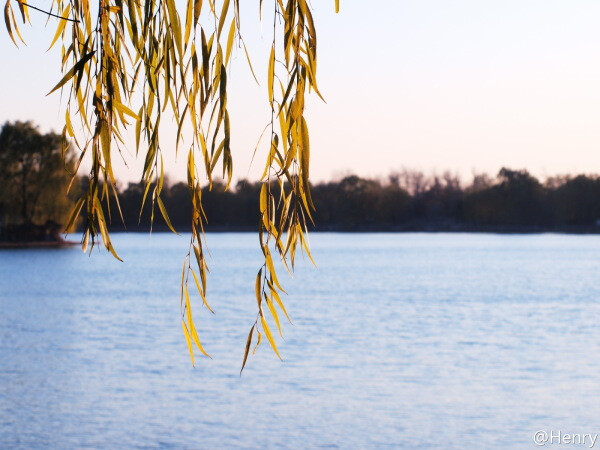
114, 101, 140, 120
157, 197, 178, 234
47, 51, 96, 95
255, 268, 262, 311
269, 281, 292, 324
261, 314, 282, 360
4, 1, 17, 46
268, 44, 275, 105
265, 294, 282, 337
240, 324, 254, 374
217, 0, 230, 38
64, 197, 85, 233
182, 320, 195, 366
225, 18, 236, 64
186, 288, 211, 358
253, 330, 262, 354
191, 269, 214, 313
184, 0, 193, 45
48, 4, 71, 50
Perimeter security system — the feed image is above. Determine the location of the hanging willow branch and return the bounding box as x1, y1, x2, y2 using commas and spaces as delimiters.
4, 0, 339, 371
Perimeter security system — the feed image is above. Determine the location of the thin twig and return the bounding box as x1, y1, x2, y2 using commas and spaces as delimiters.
20, 2, 80, 23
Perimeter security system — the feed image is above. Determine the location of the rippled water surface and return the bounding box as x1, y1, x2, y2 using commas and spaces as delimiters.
2, 233, 600, 448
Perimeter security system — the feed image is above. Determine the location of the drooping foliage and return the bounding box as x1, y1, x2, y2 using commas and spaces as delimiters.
3, 0, 339, 369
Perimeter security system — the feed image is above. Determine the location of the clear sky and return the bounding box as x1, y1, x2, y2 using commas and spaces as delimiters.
2, 0, 600, 185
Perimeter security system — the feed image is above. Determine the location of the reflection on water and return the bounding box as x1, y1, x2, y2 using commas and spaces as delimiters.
2, 233, 600, 448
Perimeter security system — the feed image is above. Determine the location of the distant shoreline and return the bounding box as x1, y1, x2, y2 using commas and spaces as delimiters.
0, 240, 78, 249
104, 224, 600, 234
4, 226, 600, 246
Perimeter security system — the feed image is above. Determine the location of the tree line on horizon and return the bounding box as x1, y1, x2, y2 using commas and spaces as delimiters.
3, 122, 600, 240
99, 167, 600, 233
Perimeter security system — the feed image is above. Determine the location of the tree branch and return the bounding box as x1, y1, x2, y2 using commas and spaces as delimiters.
20, 2, 80, 23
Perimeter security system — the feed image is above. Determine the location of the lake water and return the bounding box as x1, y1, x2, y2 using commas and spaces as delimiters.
2, 232, 600, 448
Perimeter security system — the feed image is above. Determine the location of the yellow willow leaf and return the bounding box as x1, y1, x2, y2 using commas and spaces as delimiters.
76, 89, 90, 131
199, 255, 208, 292
99, 120, 115, 184
47, 51, 96, 95
278, 109, 289, 153
187, 148, 195, 190
97, 220, 115, 257
114, 101, 139, 120
240, 324, 254, 374
259, 183, 267, 214
7, 2, 24, 45
48, 4, 71, 50
184, 0, 193, 45
193, 0, 202, 27
185, 284, 192, 317
16, 0, 29, 22
225, 18, 235, 64
241, 37, 259, 84
65, 109, 75, 137
180, 260, 186, 306
269, 280, 292, 324
157, 197, 178, 234
260, 135, 280, 179
299, 116, 313, 204
139, 174, 152, 220
267, 44, 275, 105
279, 68, 297, 115
109, 181, 125, 226
186, 287, 211, 358
217, 0, 230, 38
200, 29, 210, 88
175, 104, 189, 152
165, 0, 183, 58
282, 135, 296, 172
199, 132, 209, 173
265, 294, 282, 337
82, 229, 90, 254
191, 269, 214, 313
182, 320, 195, 366
297, 0, 311, 31
127, 0, 138, 41
107, 239, 122, 261
190, 318, 211, 356
134, 106, 143, 151
64, 196, 85, 233
265, 250, 283, 292
261, 314, 281, 360
262, 212, 279, 241
253, 330, 262, 355
298, 227, 317, 266
209, 140, 225, 175
255, 268, 263, 312
158, 157, 165, 194
4, 1, 18, 47
290, 91, 304, 120
335, 0, 339, 13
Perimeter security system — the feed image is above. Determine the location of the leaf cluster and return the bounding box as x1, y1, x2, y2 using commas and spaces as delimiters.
4, 0, 339, 371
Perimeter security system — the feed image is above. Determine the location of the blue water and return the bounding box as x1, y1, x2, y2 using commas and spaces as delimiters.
1, 233, 600, 448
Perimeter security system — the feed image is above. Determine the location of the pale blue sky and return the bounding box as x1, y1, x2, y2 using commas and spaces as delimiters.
2, 1, 599, 184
